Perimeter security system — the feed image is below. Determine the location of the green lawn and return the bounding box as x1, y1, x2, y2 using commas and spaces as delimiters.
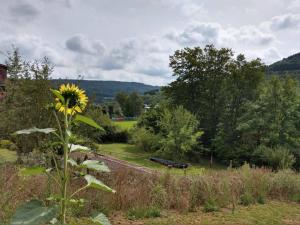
110, 201, 300, 225
97, 143, 224, 175
113, 120, 137, 130
0, 148, 17, 164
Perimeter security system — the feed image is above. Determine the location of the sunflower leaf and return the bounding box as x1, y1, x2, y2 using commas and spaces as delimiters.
84, 175, 116, 193
14, 127, 56, 135
69, 144, 91, 153
10, 199, 59, 225
90, 212, 111, 225
50, 89, 65, 104
81, 160, 110, 172
74, 115, 104, 131
67, 158, 78, 167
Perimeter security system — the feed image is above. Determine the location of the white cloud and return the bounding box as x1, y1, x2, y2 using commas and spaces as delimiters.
269, 14, 300, 30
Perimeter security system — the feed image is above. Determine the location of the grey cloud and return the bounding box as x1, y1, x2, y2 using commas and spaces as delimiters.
10, 2, 40, 21
66, 34, 105, 55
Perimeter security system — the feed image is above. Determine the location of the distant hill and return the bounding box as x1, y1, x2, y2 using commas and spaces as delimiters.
267, 52, 300, 78
52, 79, 160, 103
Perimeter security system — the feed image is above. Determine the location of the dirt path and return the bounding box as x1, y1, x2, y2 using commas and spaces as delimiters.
73, 152, 154, 174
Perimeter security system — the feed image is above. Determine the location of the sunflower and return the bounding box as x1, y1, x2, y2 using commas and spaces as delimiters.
55, 84, 88, 115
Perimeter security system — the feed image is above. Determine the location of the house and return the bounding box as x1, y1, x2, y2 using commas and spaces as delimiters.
0, 64, 7, 100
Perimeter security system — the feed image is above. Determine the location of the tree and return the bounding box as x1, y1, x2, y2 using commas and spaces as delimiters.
213, 55, 265, 164
234, 76, 300, 166
115, 91, 144, 117
164, 45, 233, 149
158, 106, 203, 160
0, 48, 54, 152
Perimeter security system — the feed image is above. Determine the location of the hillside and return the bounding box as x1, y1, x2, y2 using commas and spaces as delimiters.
267, 52, 300, 78
52, 79, 160, 103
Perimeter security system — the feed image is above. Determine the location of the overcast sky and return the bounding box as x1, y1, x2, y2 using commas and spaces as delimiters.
0, 0, 299, 85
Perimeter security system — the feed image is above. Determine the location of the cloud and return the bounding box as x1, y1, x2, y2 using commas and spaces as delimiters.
166, 23, 220, 46
66, 34, 105, 56
166, 22, 275, 48
269, 14, 300, 30
0, 34, 68, 67
9, 2, 40, 22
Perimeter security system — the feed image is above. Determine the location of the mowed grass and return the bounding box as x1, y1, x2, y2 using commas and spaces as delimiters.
113, 120, 137, 130
111, 201, 300, 225
0, 148, 17, 164
97, 143, 224, 175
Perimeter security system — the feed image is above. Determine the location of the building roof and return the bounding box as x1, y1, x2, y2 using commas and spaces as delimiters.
0, 64, 7, 69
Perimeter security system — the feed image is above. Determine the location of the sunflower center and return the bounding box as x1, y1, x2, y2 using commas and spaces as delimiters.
62, 91, 79, 108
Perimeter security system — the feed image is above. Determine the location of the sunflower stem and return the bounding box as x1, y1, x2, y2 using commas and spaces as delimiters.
61, 105, 69, 225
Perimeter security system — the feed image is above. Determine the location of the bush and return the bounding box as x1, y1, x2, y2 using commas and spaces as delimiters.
240, 192, 255, 206
126, 207, 161, 220
203, 199, 219, 212
158, 106, 203, 160
254, 145, 296, 170
0, 139, 17, 151
130, 128, 160, 151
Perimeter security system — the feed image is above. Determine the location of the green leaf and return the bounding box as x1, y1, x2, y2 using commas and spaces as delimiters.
14, 127, 56, 135
81, 160, 110, 172
69, 144, 91, 152
75, 115, 104, 131
10, 199, 58, 225
90, 213, 111, 225
84, 175, 116, 193
50, 89, 65, 104
19, 166, 46, 176
67, 158, 78, 167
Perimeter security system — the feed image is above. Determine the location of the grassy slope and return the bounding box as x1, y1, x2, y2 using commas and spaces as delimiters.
97, 143, 224, 175
113, 120, 137, 130
0, 148, 17, 164
111, 201, 300, 225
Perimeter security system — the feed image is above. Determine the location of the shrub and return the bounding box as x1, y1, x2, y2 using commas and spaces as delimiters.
126, 207, 161, 220
0, 139, 17, 151
270, 169, 300, 199
158, 106, 203, 160
130, 127, 160, 152
240, 192, 255, 206
254, 145, 296, 170
203, 199, 219, 212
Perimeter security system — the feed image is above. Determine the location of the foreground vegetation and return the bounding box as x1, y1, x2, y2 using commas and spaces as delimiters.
2, 163, 300, 224
112, 201, 300, 225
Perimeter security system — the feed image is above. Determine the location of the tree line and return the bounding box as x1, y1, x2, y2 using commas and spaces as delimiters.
135, 45, 300, 170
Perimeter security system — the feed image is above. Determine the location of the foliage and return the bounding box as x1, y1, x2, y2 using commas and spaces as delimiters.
130, 127, 160, 152
253, 146, 296, 170
164, 45, 265, 164
158, 106, 203, 160
203, 199, 219, 212
268, 52, 300, 72
115, 91, 144, 117
127, 207, 161, 220
0, 48, 55, 153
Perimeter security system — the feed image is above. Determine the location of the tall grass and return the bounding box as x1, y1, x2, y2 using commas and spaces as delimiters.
1, 163, 300, 223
